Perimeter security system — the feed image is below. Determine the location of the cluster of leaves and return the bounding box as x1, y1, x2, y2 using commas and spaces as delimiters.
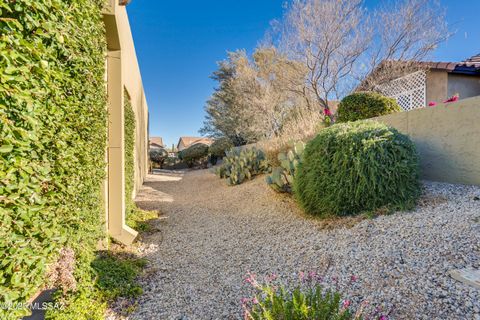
149, 148, 168, 167
336, 92, 401, 123
294, 121, 420, 217
179, 143, 209, 168
266, 142, 304, 193
208, 137, 233, 165
124, 90, 137, 224
91, 251, 146, 301
243, 272, 391, 320
0, 0, 108, 318
215, 148, 270, 185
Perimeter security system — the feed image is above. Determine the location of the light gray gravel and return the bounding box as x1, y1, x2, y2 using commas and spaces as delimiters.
129, 169, 480, 320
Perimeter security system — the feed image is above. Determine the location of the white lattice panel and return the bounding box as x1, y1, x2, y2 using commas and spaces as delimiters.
376, 71, 426, 111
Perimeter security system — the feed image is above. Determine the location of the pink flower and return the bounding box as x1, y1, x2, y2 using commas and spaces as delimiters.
324, 108, 332, 116
244, 272, 259, 288
342, 300, 351, 308
379, 316, 388, 320
299, 271, 305, 281
428, 101, 437, 107
350, 275, 358, 282
241, 298, 249, 305
443, 94, 459, 103
252, 297, 259, 304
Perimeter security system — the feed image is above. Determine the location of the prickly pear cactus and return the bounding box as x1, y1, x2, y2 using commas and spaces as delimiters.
214, 147, 270, 185
266, 142, 305, 193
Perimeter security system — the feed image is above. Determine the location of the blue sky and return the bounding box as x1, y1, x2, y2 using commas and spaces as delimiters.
127, 0, 480, 147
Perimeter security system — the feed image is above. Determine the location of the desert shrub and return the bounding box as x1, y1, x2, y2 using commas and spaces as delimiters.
336, 92, 401, 122
149, 148, 168, 167
215, 148, 269, 185
209, 137, 233, 164
243, 272, 390, 320
294, 121, 420, 217
181, 143, 209, 167
0, 0, 108, 318
266, 142, 305, 193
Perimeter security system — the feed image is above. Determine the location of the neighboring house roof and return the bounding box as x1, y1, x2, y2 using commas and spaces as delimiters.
358, 53, 480, 91
149, 137, 164, 149
417, 54, 480, 75
177, 136, 214, 149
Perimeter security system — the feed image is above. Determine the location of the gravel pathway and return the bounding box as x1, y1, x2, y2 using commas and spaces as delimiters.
131, 169, 480, 320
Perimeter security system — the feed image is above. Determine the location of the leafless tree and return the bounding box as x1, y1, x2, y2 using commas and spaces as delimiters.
358, 0, 451, 91
269, 0, 449, 114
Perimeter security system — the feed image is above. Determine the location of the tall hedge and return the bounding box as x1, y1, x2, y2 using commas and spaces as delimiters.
124, 91, 136, 223
294, 121, 420, 217
0, 1, 107, 318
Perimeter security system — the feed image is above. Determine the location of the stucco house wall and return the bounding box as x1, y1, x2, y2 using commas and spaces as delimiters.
375, 96, 480, 185
103, 2, 148, 244
447, 74, 480, 100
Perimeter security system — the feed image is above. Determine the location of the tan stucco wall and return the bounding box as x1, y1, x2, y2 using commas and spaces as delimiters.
426, 70, 448, 104
375, 96, 480, 185
447, 74, 480, 100
103, 3, 149, 244
115, 7, 149, 196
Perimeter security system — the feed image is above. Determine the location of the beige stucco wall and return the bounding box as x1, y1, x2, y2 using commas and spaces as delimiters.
426, 70, 448, 104
375, 96, 480, 185
116, 7, 149, 196
103, 2, 149, 244
447, 74, 480, 100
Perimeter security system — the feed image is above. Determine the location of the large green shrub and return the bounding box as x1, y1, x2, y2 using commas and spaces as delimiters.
208, 137, 233, 164
149, 148, 168, 167
294, 121, 420, 216
215, 148, 269, 185
336, 92, 401, 122
180, 143, 209, 167
0, 0, 107, 318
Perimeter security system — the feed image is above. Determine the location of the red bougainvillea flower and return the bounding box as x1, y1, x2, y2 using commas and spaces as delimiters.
428, 101, 437, 107
350, 274, 358, 282
342, 299, 351, 308
324, 108, 332, 116
443, 94, 459, 103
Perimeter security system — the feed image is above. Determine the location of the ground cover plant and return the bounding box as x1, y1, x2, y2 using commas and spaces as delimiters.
243, 272, 391, 320
294, 121, 420, 217
336, 92, 401, 122
0, 0, 109, 318
215, 148, 269, 185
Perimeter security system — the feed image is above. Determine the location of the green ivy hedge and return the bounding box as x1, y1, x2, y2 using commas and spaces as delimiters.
124, 90, 136, 224
0, 0, 107, 318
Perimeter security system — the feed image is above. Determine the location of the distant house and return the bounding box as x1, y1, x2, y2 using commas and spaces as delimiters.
365, 54, 480, 111
149, 137, 164, 150
177, 136, 214, 151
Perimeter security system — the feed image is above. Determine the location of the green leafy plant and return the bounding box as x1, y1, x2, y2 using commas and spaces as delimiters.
0, 0, 108, 318
266, 142, 305, 193
124, 91, 138, 226
180, 143, 209, 168
336, 92, 401, 122
91, 251, 146, 300
294, 121, 420, 217
243, 272, 390, 320
208, 137, 233, 165
149, 148, 168, 168
215, 148, 269, 185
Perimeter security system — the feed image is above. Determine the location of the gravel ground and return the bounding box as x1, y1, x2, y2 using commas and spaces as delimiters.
129, 169, 480, 320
